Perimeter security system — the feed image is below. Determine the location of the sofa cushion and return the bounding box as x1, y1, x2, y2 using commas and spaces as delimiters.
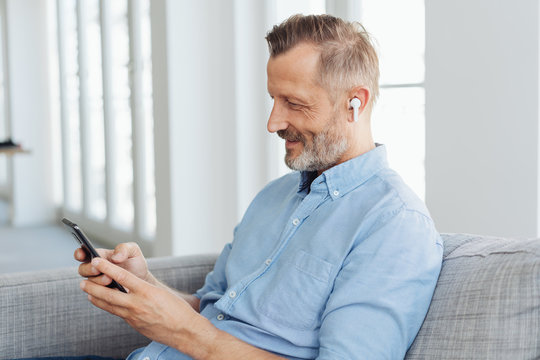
0, 254, 217, 359
406, 233, 540, 359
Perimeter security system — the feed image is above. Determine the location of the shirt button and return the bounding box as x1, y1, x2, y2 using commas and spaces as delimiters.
333, 190, 339, 196
265, 259, 272, 265
292, 218, 300, 226
143, 357, 150, 360
217, 314, 224, 321
229, 290, 237, 298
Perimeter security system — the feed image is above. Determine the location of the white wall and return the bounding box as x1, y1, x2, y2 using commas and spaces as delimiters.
5, 0, 57, 226
152, 0, 319, 256
152, 0, 237, 256
234, 0, 277, 221
425, 0, 540, 237
152, 0, 278, 256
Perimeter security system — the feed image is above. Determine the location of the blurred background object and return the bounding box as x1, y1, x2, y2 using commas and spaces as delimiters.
1, 0, 538, 273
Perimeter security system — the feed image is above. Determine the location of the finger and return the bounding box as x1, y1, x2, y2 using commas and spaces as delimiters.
87, 274, 113, 286
78, 262, 101, 277
80, 278, 130, 308
91, 257, 144, 293
96, 248, 113, 259
111, 242, 141, 263
74, 248, 86, 262
86, 293, 130, 319
74, 247, 112, 262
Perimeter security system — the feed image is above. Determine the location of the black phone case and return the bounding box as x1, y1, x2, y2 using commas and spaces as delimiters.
62, 218, 127, 293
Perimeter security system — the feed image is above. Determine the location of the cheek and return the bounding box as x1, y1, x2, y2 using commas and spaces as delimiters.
300, 107, 321, 123
295, 109, 327, 135
285, 104, 331, 141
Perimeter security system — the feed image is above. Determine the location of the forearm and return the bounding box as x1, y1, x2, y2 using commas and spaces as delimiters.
84, 258, 284, 360
146, 272, 201, 312
145, 275, 281, 359
177, 316, 287, 360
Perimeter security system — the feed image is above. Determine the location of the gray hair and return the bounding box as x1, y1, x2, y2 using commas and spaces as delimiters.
266, 14, 380, 105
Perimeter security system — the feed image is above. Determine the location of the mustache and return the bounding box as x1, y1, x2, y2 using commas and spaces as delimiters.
277, 129, 305, 143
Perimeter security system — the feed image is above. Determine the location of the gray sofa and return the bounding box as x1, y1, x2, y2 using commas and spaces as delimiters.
1, 234, 539, 359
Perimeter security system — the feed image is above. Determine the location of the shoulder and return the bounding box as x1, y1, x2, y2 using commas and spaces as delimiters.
360, 167, 432, 220
347, 167, 442, 248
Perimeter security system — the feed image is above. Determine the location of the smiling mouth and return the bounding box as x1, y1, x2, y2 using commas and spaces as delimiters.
278, 129, 304, 148
285, 139, 302, 150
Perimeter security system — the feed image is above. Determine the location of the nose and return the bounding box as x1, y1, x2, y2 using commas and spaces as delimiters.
267, 103, 289, 133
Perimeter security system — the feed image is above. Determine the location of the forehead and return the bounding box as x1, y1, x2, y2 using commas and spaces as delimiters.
267, 43, 322, 98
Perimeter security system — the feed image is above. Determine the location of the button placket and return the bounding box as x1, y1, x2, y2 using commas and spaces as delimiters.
218, 180, 335, 323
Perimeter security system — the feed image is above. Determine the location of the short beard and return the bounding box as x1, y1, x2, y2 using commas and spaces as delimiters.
278, 120, 348, 172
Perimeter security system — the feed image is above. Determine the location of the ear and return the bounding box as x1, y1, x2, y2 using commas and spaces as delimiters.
347, 87, 370, 123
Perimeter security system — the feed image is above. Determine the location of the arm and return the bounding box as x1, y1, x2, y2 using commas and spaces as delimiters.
317, 210, 443, 359
80, 257, 286, 360
146, 272, 201, 313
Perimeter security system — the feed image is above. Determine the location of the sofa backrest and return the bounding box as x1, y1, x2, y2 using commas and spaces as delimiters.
406, 233, 540, 359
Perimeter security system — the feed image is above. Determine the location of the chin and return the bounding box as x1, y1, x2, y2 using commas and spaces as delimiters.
285, 148, 300, 161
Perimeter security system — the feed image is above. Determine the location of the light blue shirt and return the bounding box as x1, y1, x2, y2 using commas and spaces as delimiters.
128, 145, 443, 360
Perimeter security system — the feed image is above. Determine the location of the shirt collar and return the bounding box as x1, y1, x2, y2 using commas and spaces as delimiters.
298, 144, 389, 199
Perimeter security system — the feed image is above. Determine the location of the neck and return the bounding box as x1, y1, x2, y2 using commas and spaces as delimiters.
316, 139, 376, 176
316, 114, 375, 176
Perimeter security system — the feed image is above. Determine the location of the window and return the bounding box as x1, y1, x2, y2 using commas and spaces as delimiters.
57, 0, 155, 242
58, 0, 82, 211
361, 0, 426, 200
80, 0, 106, 221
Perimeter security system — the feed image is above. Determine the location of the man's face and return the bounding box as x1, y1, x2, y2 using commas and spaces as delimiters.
267, 43, 349, 173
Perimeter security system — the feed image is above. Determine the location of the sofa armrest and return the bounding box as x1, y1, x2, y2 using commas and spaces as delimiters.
0, 254, 217, 360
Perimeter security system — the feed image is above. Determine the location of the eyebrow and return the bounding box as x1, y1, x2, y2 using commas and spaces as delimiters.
267, 91, 309, 104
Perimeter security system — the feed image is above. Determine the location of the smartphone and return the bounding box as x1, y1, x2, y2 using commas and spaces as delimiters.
62, 217, 127, 293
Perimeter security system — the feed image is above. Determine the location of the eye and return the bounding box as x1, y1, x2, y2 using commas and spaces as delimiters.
286, 99, 302, 109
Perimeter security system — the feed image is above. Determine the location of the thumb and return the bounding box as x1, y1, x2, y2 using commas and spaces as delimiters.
111, 247, 128, 263
111, 242, 140, 263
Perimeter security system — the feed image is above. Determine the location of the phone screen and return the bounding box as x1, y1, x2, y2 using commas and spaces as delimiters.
62, 217, 127, 293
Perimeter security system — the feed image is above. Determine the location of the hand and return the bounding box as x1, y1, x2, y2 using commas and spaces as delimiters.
80, 258, 215, 358
75, 242, 152, 288
81, 258, 287, 360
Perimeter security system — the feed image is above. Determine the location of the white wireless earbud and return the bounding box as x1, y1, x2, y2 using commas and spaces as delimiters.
349, 98, 361, 122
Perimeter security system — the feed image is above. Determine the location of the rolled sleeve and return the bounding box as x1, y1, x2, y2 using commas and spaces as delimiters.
317, 209, 443, 359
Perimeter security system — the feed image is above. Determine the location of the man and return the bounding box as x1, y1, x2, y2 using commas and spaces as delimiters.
77, 14, 443, 359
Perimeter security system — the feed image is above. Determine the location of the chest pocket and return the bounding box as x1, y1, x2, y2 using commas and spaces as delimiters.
258, 250, 334, 330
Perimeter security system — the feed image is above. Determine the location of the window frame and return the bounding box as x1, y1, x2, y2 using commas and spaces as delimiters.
56, 0, 155, 251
